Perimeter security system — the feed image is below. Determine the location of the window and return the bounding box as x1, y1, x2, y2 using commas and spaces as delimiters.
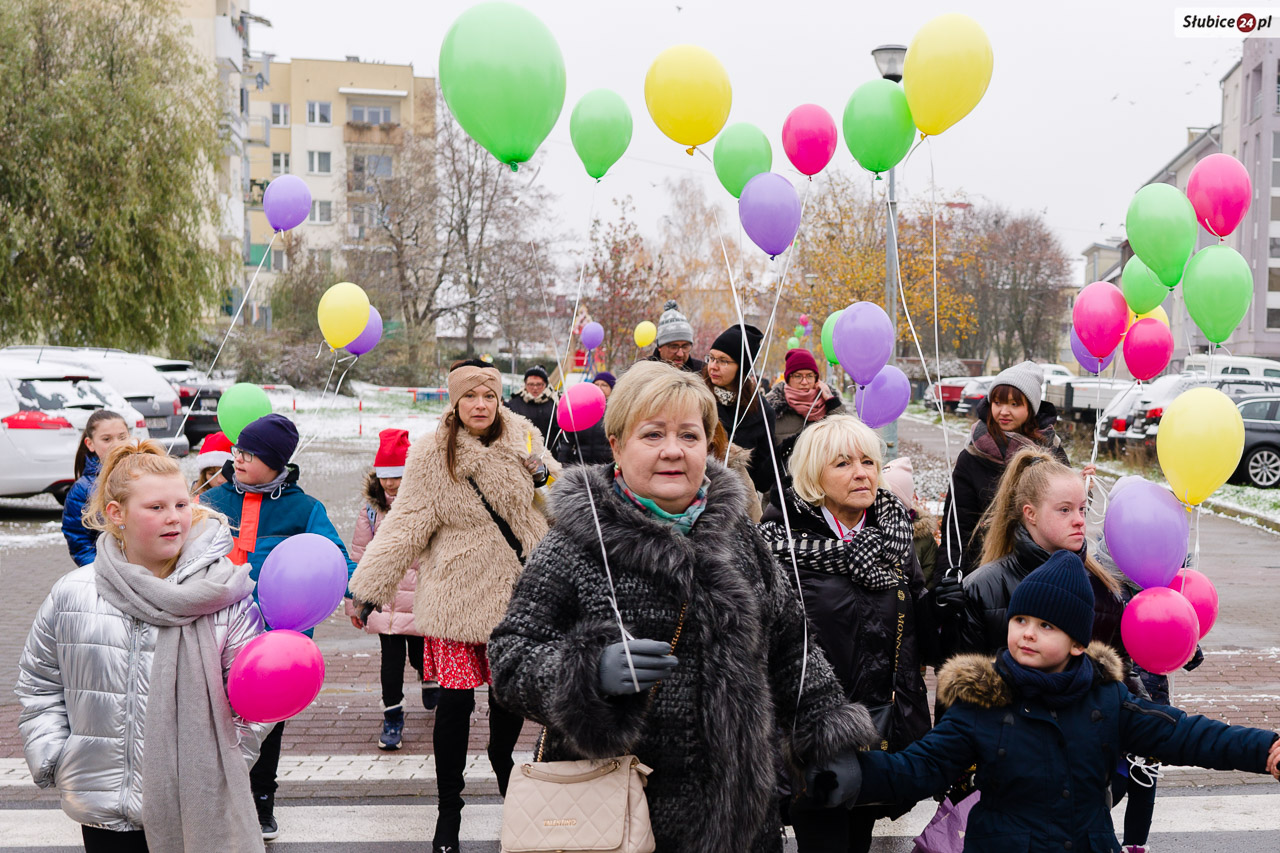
350, 104, 393, 124
270, 103, 290, 127
1224, 367, 1252, 375
1271, 195, 1280, 221
307, 151, 331, 174
1266, 369, 1280, 378
270, 250, 287, 273
1240, 400, 1275, 420
351, 153, 393, 191
1251, 64, 1264, 121
306, 101, 331, 125
1271, 237, 1280, 258
271, 152, 290, 176
309, 200, 332, 224
310, 250, 333, 268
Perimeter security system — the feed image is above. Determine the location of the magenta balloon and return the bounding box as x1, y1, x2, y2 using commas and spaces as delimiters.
1121, 587, 1199, 675
781, 104, 838, 177
1072, 281, 1128, 359
344, 306, 383, 356
262, 175, 312, 232
1103, 480, 1189, 589
1122, 318, 1173, 382
556, 381, 607, 433
1186, 153, 1251, 238
739, 172, 802, 258
1069, 326, 1113, 375
1169, 569, 1219, 639
854, 365, 910, 428
581, 321, 604, 350
833, 301, 894, 385
257, 533, 349, 632
228, 631, 326, 723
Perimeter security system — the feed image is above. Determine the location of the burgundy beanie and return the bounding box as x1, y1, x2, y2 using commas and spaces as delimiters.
784, 348, 821, 379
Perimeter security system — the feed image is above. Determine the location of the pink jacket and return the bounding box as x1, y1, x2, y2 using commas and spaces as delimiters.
344, 474, 421, 636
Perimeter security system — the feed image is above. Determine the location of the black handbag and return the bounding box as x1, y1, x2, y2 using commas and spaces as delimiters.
864, 574, 907, 752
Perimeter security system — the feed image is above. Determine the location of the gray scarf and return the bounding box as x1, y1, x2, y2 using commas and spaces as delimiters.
95, 520, 263, 853
233, 465, 292, 497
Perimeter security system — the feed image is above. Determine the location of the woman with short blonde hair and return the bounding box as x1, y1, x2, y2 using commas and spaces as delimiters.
759, 415, 932, 852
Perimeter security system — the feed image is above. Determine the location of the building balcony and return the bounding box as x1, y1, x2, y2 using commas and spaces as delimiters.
214, 16, 246, 73
344, 122, 403, 147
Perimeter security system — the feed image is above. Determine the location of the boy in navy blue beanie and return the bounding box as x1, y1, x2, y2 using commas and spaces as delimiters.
796, 551, 1280, 851
202, 412, 355, 840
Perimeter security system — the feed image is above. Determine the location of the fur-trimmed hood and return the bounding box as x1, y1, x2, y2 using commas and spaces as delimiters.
938, 642, 1125, 710
361, 470, 391, 515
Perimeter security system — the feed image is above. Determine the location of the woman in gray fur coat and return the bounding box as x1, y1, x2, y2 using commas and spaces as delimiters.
489, 362, 877, 853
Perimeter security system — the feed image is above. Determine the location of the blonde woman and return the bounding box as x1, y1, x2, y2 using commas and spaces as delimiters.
490, 361, 876, 853
758, 415, 932, 853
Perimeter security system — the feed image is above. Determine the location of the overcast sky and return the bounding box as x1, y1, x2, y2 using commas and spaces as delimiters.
249, 0, 1244, 278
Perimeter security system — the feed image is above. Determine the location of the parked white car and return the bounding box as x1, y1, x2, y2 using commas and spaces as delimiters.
0, 356, 149, 502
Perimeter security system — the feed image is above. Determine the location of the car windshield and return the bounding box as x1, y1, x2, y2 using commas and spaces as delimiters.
12, 378, 108, 412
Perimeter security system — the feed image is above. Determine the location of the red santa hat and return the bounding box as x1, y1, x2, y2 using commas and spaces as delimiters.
374, 429, 411, 477
194, 431, 233, 473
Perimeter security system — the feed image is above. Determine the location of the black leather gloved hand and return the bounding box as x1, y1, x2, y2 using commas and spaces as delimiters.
598, 639, 678, 695
531, 464, 550, 488
798, 748, 863, 809
1183, 645, 1204, 672
358, 600, 379, 624
933, 573, 966, 613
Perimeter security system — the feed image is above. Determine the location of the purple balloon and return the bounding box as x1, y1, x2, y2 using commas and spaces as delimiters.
832, 301, 894, 385
855, 365, 910, 428
1070, 326, 1114, 375
739, 172, 802, 258
263, 175, 312, 232
345, 306, 383, 356
1103, 480, 1190, 589
581, 321, 604, 351
257, 533, 349, 632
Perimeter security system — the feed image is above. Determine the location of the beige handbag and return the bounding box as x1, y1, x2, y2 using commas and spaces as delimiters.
499, 604, 686, 853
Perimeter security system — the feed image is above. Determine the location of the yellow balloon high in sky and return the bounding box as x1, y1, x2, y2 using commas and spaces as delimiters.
903, 14, 993, 137
644, 45, 731, 149
1156, 387, 1244, 505
317, 282, 370, 349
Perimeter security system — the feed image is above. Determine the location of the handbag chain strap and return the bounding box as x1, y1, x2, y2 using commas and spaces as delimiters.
536, 602, 688, 762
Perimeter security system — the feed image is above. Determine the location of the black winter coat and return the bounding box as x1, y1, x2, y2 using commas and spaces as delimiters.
489, 462, 878, 853
760, 490, 932, 753
859, 645, 1278, 852
550, 420, 613, 466
936, 399, 1068, 579
710, 384, 778, 494
504, 391, 559, 442
644, 352, 706, 373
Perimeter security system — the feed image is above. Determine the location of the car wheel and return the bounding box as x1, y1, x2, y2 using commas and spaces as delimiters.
1246, 446, 1280, 488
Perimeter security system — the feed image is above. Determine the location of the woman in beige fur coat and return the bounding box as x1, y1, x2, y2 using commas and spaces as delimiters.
348, 359, 561, 853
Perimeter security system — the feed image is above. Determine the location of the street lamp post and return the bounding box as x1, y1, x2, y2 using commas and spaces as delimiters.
873, 44, 907, 461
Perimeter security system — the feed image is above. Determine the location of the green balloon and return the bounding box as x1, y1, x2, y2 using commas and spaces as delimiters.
438, 2, 566, 168
1182, 244, 1252, 344
821, 310, 843, 365
713, 123, 772, 198
844, 79, 916, 174
217, 383, 272, 443
1120, 255, 1170, 314
569, 89, 632, 180
787, 336, 801, 350
1125, 183, 1197, 288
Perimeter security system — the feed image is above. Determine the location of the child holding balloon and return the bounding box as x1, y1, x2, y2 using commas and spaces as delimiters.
201, 412, 356, 841
17, 440, 267, 852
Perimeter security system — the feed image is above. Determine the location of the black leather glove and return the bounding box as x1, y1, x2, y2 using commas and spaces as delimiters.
797, 748, 863, 810
933, 573, 966, 612
531, 464, 550, 488
598, 639, 678, 695
358, 600, 379, 624
1183, 645, 1204, 672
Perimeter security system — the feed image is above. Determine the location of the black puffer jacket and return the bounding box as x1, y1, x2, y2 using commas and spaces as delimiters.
759, 489, 932, 753
504, 391, 559, 441
707, 378, 778, 495
550, 420, 612, 465
489, 462, 877, 853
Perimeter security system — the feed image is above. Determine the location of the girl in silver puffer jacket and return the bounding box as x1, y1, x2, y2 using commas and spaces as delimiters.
15, 441, 268, 853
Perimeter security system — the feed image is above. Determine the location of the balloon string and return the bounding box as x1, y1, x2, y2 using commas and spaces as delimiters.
1193, 504, 1202, 569
290, 352, 358, 460
167, 230, 278, 452
557, 181, 600, 384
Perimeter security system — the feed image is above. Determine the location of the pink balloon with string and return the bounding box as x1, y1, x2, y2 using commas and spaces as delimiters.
781, 104, 838, 177
1186, 153, 1251, 238
556, 381, 607, 432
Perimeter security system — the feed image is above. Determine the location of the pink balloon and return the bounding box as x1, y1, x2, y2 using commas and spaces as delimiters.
228, 631, 326, 723
1121, 587, 1199, 675
1186, 153, 1251, 238
1168, 569, 1219, 639
1121, 318, 1173, 381
1072, 282, 1128, 359
556, 381, 607, 433
781, 104, 838, 177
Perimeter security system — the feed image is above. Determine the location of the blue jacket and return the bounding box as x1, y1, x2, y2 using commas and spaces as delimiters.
61, 455, 100, 567
201, 464, 356, 599
858, 644, 1277, 852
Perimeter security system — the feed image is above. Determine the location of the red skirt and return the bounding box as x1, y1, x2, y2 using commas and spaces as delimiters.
422, 637, 491, 689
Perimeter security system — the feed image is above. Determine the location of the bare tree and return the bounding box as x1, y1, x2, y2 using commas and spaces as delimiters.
584, 198, 667, 371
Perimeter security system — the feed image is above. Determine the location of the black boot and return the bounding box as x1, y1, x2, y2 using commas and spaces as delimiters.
255, 792, 278, 841
431, 689, 474, 853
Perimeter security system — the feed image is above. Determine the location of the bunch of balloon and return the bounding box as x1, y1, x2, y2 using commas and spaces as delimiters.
831, 302, 906, 426
317, 282, 372, 351
438, 2, 565, 169
645, 45, 731, 154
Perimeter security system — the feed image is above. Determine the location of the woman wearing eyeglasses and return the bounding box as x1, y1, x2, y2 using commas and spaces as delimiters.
765, 348, 846, 503
702, 323, 778, 495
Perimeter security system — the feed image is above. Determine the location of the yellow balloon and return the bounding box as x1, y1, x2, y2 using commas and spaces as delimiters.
1125, 305, 1170, 333
902, 14, 993, 137
634, 321, 657, 348
644, 45, 732, 149
317, 282, 370, 349
1156, 387, 1244, 505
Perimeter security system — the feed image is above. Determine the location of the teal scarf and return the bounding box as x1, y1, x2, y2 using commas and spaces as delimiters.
614, 468, 709, 536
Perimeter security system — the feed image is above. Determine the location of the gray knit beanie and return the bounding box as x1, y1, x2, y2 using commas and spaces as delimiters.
655, 300, 695, 347
989, 361, 1045, 415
